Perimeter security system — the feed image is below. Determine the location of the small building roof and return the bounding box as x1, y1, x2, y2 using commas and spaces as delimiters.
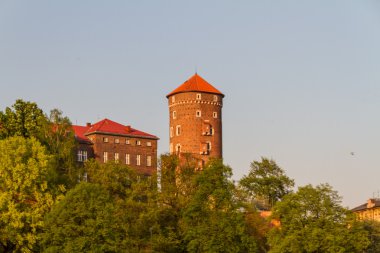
166, 73, 224, 98
73, 118, 158, 141
351, 198, 380, 212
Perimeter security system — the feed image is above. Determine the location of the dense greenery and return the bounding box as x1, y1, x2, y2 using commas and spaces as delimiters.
0, 100, 376, 252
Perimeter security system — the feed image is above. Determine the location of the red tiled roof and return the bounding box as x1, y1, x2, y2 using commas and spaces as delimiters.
73, 118, 158, 141
72, 125, 92, 143
166, 73, 224, 98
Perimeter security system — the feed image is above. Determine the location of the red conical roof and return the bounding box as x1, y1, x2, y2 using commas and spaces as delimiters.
166, 73, 224, 98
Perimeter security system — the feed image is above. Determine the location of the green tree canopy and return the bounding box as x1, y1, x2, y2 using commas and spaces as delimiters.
239, 157, 294, 208
268, 184, 369, 253
41, 183, 124, 253
0, 136, 56, 252
0, 99, 46, 139
181, 159, 257, 253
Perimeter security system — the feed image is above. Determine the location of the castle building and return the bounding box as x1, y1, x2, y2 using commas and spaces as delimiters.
351, 198, 380, 222
73, 118, 158, 176
166, 73, 224, 166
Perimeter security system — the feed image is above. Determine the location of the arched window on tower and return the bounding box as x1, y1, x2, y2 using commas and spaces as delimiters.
175, 144, 181, 154
202, 123, 213, 136
206, 142, 211, 154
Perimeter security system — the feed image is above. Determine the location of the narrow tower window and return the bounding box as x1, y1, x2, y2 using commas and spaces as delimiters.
213, 112, 217, 118
173, 111, 177, 119
172, 96, 175, 103
170, 127, 173, 137
196, 110, 201, 117
176, 125, 181, 136
196, 93, 201, 100
213, 95, 218, 102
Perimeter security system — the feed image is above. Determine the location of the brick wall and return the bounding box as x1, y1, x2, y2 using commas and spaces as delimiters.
76, 133, 158, 176
168, 91, 223, 165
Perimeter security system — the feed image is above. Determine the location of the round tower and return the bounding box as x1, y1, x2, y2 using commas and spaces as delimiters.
166, 73, 224, 166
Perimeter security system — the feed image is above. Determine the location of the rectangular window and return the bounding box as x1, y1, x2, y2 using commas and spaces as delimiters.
137, 155, 141, 166
147, 141, 152, 147
176, 125, 181, 136
103, 137, 108, 143
136, 140, 141, 146
114, 153, 119, 162
103, 152, 108, 163
83, 151, 88, 161
115, 138, 120, 144
213, 95, 218, 102
126, 139, 130, 144
196, 110, 201, 117
196, 93, 201, 100
172, 96, 175, 103
173, 111, 177, 119
147, 155, 152, 167
126, 154, 130, 165
213, 112, 217, 118
77, 150, 83, 162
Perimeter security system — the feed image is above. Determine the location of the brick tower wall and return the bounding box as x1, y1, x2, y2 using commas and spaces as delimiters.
168, 91, 223, 165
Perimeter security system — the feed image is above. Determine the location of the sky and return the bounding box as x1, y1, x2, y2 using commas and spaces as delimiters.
0, 1, 379, 208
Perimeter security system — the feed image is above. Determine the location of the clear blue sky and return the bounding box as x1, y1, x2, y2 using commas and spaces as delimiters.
1, 1, 379, 207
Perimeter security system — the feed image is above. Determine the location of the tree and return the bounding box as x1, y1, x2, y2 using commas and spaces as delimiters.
239, 157, 294, 208
84, 160, 164, 252
0, 136, 56, 252
181, 159, 257, 253
40, 109, 77, 185
268, 184, 369, 253
361, 220, 380, 253
41, 183, 124, 253
0, 99, 46, 139
0, 101, 78, 187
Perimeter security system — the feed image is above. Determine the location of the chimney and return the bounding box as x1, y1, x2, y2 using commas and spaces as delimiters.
367, 199, 376, 208
126, 125, 131, 133
86, 122, 91, 127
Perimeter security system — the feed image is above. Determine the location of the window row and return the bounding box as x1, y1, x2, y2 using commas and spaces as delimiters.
171, 94, 218, 103
77, 150, 88, 162
172, 111, 218, 119
103, 152, 152, 167
102, 137, 152, 146
169, 142, 212, 154
170, 125, 214, 137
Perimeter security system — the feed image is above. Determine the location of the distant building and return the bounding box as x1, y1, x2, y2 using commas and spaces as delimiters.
166, 73, 224, 167
351, 198, 380, 221
73, 118, 158, 176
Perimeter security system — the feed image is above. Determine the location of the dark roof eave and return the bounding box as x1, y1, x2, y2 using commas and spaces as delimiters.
166, 90, 225, 98
84, 131, 159, 140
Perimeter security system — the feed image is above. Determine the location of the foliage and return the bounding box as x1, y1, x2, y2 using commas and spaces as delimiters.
0, 100, 78, 188
361, 220, 380, 253
40, 109, 78, 186
161, 157, 256, 252
41, 183, 123, 253
239, 157, 294, 208
0, 99, 46, 139
268, 184, 369, 253
0, 136, 56, 252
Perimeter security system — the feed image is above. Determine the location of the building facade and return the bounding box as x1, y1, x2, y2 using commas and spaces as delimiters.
73, 118, 158, 176
167, 73, 224, 166
351, 198, 380, 222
